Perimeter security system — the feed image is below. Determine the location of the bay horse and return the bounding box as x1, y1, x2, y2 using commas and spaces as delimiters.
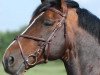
2, 0, 100, 75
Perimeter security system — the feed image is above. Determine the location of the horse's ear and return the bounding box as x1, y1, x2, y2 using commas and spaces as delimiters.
41, 0, 46, 3
41, 0, 54, 3
41, 0, 67, 12
41, 0, 67, 13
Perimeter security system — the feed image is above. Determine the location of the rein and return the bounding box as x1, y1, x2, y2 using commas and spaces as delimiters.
14, 8, 68, 69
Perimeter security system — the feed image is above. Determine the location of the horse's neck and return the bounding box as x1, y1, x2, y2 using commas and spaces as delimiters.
63, 7, 100, 75
63, 28, 100, 75
62, 8, 82, 75
76, 29, 100, 75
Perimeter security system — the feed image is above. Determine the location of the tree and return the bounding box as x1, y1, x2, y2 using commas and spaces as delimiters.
0, 26, 26, 61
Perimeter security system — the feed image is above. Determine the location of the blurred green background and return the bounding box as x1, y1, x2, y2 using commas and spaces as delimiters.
0, 26, 67, 75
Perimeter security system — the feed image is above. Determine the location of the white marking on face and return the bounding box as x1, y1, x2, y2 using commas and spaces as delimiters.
21, 12, 44, 35
6, 41, 16, 50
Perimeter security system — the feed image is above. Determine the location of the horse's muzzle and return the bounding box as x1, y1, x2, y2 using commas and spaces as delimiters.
2, 56, 14, 74
2, 56, 25, 75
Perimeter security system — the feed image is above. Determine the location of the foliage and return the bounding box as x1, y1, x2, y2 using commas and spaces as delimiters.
0, 26, 26, 61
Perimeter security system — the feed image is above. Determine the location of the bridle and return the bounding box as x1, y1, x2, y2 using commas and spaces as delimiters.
14, 7, 68, 69
15, 8, 67, 69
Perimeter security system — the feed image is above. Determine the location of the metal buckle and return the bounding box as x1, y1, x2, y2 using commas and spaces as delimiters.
26, 54, 37, 66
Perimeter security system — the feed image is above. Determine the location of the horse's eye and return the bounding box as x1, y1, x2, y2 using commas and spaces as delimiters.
44, 19, 54, 26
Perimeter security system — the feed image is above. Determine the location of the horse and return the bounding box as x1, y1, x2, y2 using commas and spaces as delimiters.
2, 0, 100, 75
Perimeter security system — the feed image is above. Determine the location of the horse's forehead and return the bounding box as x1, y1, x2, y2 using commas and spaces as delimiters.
43, 10, 61, 19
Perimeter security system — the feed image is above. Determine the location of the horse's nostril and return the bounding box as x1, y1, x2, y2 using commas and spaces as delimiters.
8, 56, 15, 67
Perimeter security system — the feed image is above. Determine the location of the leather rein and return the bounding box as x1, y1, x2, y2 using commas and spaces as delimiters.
14, 8, 67, 69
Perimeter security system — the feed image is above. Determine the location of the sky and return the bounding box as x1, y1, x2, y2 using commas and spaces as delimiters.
0, 0, 100, 32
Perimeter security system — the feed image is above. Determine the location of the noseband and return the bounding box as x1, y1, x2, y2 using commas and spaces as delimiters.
14, 8, 67, 69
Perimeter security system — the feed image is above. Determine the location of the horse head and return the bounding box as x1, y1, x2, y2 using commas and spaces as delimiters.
2, 0, 73, 75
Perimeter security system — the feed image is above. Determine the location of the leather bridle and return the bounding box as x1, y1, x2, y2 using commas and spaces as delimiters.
14, 8, 67, 69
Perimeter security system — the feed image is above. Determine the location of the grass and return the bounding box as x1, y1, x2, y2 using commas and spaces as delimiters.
0, 60, 67, 75
0, 62, 7, 75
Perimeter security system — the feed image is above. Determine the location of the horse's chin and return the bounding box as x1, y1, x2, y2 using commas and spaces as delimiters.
10, 73, 25, 75
10, 69, 25, 75
14, 63, 26, 75
7, 63, 26, 75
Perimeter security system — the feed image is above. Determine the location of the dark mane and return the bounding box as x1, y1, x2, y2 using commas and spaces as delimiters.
32, 0, 79, 17
32, 0, 100, 41
33, 2, 51, 17
30, 0, 79, 23
29, 2, 52, 23
77, 8, 100, 41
